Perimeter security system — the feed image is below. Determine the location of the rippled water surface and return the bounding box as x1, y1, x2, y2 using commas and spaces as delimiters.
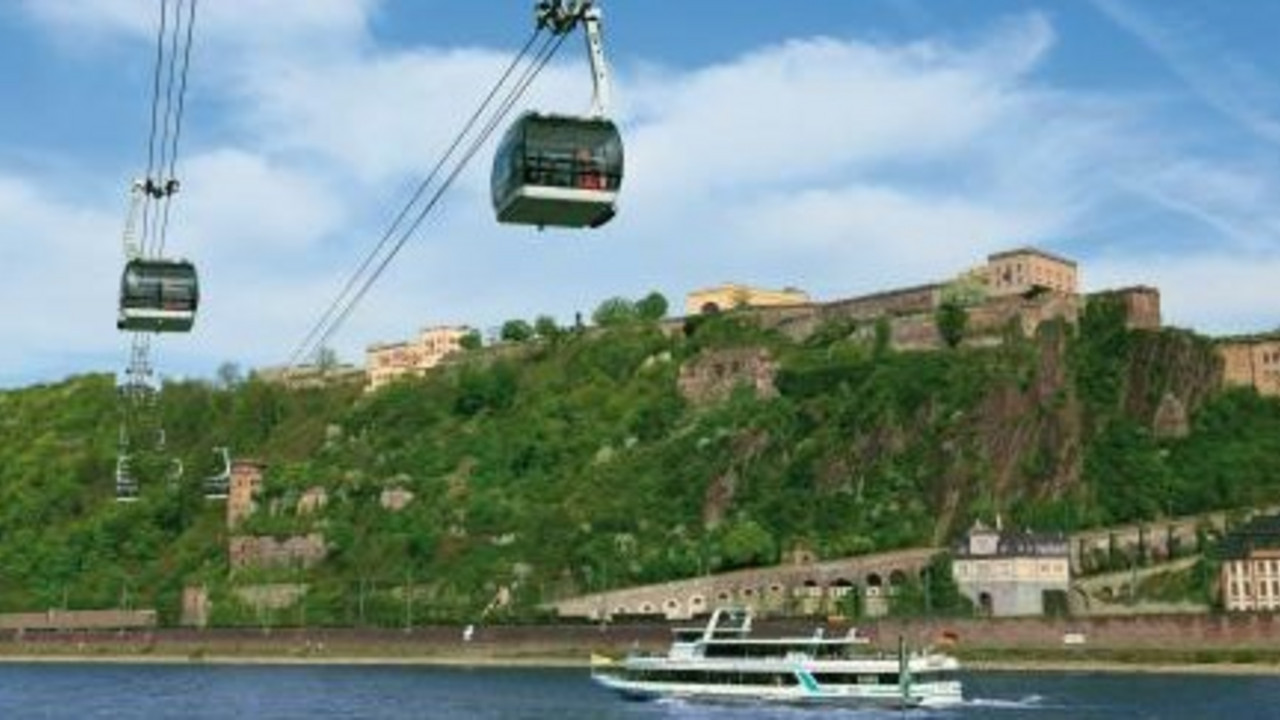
0, 665, 1278, 718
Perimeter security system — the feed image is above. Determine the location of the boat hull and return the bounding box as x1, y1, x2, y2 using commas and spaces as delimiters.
591, 671, 963, 709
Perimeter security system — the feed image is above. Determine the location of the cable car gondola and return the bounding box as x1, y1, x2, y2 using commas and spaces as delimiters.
492, 112, 623, 228
117, 258, 199, 333
493, 1, 623, 229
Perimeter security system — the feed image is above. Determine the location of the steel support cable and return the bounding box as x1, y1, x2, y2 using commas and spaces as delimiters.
140, 0, 170, 257
301, 29, 572, 362
158, 0, 199, 256
149, 0, 186, 258
285, 26, 548, 367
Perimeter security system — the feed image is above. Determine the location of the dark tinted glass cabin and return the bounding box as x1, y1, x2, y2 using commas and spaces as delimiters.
491, 112, 623, 227
118, 259, 199, 332
120, 260, 199, 309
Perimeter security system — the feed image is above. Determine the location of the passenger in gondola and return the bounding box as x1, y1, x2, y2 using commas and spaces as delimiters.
576, 148, 605, 190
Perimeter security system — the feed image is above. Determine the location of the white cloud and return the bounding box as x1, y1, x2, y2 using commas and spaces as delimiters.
1092, 0, 1280, 145
1089, 251, 1280, 334
22, 0, 378, 55
178, 148, 346, 257
3, 5, 1278, 385
0, 176, 123, 382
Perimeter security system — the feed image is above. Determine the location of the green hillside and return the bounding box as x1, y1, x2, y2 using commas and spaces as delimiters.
2, 298, 1279, 625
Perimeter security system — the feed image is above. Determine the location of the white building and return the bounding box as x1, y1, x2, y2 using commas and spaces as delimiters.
952, 520, 1070, 617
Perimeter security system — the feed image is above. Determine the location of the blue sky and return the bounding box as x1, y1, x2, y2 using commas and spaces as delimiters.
1, 0, 1278, 387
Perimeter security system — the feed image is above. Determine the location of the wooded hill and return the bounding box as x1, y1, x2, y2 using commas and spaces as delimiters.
1, 297, 1278, 625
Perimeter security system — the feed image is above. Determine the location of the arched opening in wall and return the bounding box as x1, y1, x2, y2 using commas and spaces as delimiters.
663, 598, 682, 619
978, 592, 993, 617
800, 579, 821, 598
688, 595, 706, 616
717, 590, 731, 604
829, 578, 854, 599
612, 606, 630, 617
640, 602, 656, 615
888, 569, 908, 593
700, 302, 721, 315
866, 573, 884, 597
768, 583, 785, 597
741, 587, 756, 599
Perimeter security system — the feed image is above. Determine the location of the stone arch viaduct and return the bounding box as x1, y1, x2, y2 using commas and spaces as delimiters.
552, 547, 939, 621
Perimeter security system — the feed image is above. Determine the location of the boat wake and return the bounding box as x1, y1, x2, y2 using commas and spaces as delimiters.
648, 695, 1035, 718
962, 693, 1050, 709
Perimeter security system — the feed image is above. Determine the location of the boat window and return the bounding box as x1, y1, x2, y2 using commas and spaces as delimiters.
628, 668, 797, 686
811, 672, 902, 686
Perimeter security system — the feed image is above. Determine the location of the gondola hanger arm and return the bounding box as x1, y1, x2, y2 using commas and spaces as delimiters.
535, 1, 612, 118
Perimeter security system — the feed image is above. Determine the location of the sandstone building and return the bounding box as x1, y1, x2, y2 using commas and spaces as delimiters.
1217, 334, 1280, 398
986, 247, 1079, 297
253, 363, 363, 389
1220, 514, 1280, 612
952, 520, 1070, 617
227, 460, 266, 529
685, 283, 810, 316
366, 325, 471, 392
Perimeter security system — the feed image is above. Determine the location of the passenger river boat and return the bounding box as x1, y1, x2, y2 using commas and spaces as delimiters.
590, 607, 963, 708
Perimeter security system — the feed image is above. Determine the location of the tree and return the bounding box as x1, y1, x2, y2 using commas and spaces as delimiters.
534, 315, 563, 344
215, 362, 243, 389
716, 519, 777, 570
935, 299, 968, 349
592, 297, 637, 327
500, 319, 534, 343
635, 291, 669, 322
459, 330, 483, 351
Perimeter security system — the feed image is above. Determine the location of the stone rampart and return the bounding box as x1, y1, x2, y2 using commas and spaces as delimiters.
677, 347, 778, 405
553, 547, 939, 620
0, 609, 157, 631
229, 534, 327, 571
1069, 505, 1280, 573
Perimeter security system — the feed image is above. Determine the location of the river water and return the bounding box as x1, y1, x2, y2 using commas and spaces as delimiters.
0, 665, 1276, 718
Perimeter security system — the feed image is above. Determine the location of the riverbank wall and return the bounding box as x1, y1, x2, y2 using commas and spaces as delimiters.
3, 615, 1280, 666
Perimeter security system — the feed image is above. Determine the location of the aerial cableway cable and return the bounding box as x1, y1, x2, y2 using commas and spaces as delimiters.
139, 0, 169, 258
115, 0, 202, 501
158, 0, 199, 256
286, 23, 573, 367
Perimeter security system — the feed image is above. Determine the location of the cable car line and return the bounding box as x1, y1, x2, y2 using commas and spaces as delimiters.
493, 1, 623, 229
157, 0, 198, 256
298, 26, 572, 364
114, 0, 203, 501
301, 27, 572, 363
139, 0, 169, 258
285, 23, 568, 367
286, 25, 547, 368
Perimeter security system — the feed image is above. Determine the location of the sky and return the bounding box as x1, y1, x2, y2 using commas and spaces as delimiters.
1, 0, 1278, 387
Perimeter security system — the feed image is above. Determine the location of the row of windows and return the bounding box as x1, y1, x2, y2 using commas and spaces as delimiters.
954, 561, 1068, 577
702, 644, 851, 660
623, 669, 957, 687
1229, 579, 1280, 598
625, 669, 798, 686
992, 260, 1075, 289
1227, 560, 1280, 575
813, 671, 959, 685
